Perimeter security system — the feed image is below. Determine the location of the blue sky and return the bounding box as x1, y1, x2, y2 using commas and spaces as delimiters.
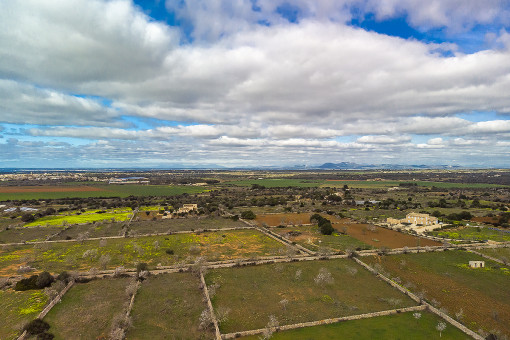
1, 0, 510, 168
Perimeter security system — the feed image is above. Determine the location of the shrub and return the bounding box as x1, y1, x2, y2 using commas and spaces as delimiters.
241, 210, 256, 220
37, 332, 55, 340
36, 271, 54, 289
24, 319, 50, 335
165, 249, 174, 255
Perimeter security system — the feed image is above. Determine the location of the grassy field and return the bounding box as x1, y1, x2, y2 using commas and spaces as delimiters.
127, 272, 212, 339
363, 250, 510, 337
0, 289, 48, 340
129, 216, 247, 235
0, 229, 286, 276
223, 179, 324, 188
44, 278, 130, 339
24, 210, 133, 227
430, 226, 510, 242
241, 311, 470, 340
206, 258, 417, 333
479, 247, 510, 264
0, 226, 62, 244
0, 184, 207, 200
51, 222, 125, 240
271, 225, 373, 252
322, 180, 509, 189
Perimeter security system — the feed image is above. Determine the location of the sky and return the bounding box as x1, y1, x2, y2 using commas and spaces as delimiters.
1, 0, 510, 169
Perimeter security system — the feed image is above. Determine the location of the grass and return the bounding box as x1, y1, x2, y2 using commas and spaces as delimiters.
51, 222, 125, 240
321, 180, 509, 189
270, 225, 373, 252
241, 311, 470, 340
0, 184, 207, 201
430, 226, 510, 242
127, 272, 212, 339
478, 247, 510, 264
363, 250, 510, 337
0, 226, 62, 244
0, 229, 286, 276
44, 277, 130, 340
0, 289, 48, 340
206, 258, 417, 333
24, 210, 133, 227
129, 216, 247, 235
223, 179, 324, 188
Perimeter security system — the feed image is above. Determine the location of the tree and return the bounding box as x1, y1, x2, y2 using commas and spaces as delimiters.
241, 210, 256, 220
21, 213, 35, 223
413, 312, 421, 324
436, 321, 446, 337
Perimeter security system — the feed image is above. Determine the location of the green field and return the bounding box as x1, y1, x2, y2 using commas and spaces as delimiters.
127, 272, 212, 339
206, 258, 416, 333
479, 247, 510, 264
0, 226, 62, 244
0, 229, 286, 276
44, 278, 130, 339
128, 216, 247, 235
224, 179, 324, 187
0, 184, 207, 201
321, 180, 509, 189
24, 210, 133, 227
363, 250, 510, 337
430, 227, 510, 242
242, 311, 470, 340
0, 289, 48, 340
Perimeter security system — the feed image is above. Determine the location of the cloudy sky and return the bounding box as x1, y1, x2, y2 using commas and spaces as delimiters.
1, 0, 510, 168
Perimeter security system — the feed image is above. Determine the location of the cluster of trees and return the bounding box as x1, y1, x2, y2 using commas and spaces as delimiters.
310, 214, 334, 235
15, 271, 54, 291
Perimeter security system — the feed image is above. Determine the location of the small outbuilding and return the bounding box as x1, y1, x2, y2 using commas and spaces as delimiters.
469, 261, 485, 268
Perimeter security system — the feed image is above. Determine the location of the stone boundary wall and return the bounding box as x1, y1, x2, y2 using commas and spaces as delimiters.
468, 250, 505, 264
200, 271, 221, 340
354, 257, 483, 339
221, 306, 426, 339
17, 280, 75, 340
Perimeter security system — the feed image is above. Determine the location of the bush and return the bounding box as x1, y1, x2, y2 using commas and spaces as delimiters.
21, 213, 35, 223
136, 262, 148, 274
310, 214, 335, 235
165, 249, 174, 255
36, 271, 54, 289
37, 332, 55, 340
24, 319, 50, 335
241, 210, 256, 220
15, 275, 38, 291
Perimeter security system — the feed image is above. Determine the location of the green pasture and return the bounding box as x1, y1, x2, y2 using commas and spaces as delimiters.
0, 185, 207, 201
0, 229, 286, 276
206, 258, 416, 333
127, 272, 212, 339
479, 247, 510, 264
24, 211, 132, 228
363, 250, 510, 337
128, 216, 247, 235
430, 227, 510, 242
44, 278, 130, 340
321, 180, 509, 189
0, 289, 48, 340
223, 179, 324, 188
241, 311, 469, 340
0, 226, 62, 244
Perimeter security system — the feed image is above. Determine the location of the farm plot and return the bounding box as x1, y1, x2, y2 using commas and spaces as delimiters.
129, 216, 247, 235
51, 222, 125, 240
478, 247, 510, 264
0, 184, 207, 200
271, 225, 372, 252
430, 226, 510, 243
0, 229, 286, 276
241, 310, 469, 340
44, 277, 130, 340
0, 226, 62, 244
255, 213, 312, 227
223, 179, 324, 187
334, 222, 441, 248
0, 289, 48, 340
363, 250, 510, 338
205, 258, 417, 334
322, 180, 509, 189
24, 209, 133, 227
127, 272, 212, 339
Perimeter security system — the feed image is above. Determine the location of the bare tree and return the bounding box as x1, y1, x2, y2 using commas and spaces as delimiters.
99, 254, 111, 270
314, 268, 334, 286
294, 269, 302, 281
279, 299, 289, 311
215, 306, 231, 324
198, 309, 213, 330
413, 312, 421, 324
436, 321, 446, 337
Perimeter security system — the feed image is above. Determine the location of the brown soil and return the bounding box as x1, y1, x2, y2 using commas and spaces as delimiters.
0, 186, 104, 193
471, 216, 499, 223
335, 221, 441, 248
255, 213, 312, 226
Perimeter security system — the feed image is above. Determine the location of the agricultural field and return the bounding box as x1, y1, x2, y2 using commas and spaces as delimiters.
128, 216, 247, 235
50, 222, 126, 240
322, 180, 510, 189
0, 184, 207, 201
0, 289, 48, 340
205, 258, 417, 333
0, 229, 286, 276
44, 277, 131, 339
224, 179, 324, 187
271, 225, 372, 252
478, 247, 510, 264
127, 272, 212, 339
363, 250, 510, 337
23, 209, 133, 227
333, 221, 441, 249
430, 226, 510, 243
0, 226, 62, 244
241, 311, 470, 340
255, 213, 313, 227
